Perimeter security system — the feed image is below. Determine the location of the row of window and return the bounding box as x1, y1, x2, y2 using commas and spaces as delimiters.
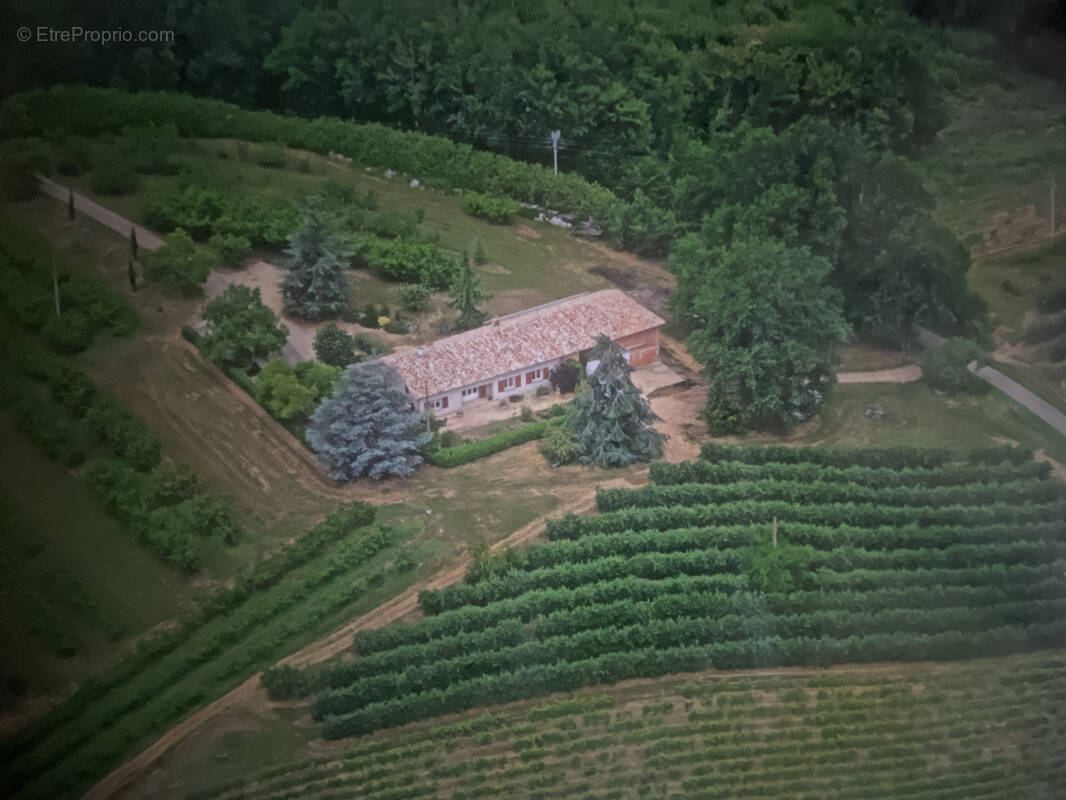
429, 367, 551, 411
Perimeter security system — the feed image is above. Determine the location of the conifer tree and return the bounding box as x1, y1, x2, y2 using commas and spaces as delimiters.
281, 197, 352, 320
307, 360, 430, 480
449, 256, 490, 330
570, 334, 665, 467
473, 236, 487, 265
130, 227, 138, 260
67, 188, 75, 220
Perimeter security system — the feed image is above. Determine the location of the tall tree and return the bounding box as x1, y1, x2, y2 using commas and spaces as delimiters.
281, 197, 352, 321
449, 257, 491, 331
570, 335, 665, 468
673, 237, 851, 434
200, 285, 288, 370
307, 360, 430, 480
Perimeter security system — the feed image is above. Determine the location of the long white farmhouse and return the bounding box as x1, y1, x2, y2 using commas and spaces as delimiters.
385, 289, 664, 415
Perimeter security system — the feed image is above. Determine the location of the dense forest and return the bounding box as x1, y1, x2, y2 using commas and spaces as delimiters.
4, 0, 1060, 432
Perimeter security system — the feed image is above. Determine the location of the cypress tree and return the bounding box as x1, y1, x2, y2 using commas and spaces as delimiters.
281, 197, 352, 321
473, 236, 487, 265
449, 257, 490, 330
67, 188, 75, 220
570, 334, 666, 467
129, 227, 138, 260
128, 259, 137, 292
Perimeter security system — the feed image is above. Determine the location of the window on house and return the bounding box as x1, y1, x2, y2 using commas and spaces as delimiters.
462, 387, 479, 398
430, 396, 449, 410
526, 368, 544, 383
499, 375, 521, 392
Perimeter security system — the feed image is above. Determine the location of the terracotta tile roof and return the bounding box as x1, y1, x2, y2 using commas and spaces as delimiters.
385, 290, 664, 397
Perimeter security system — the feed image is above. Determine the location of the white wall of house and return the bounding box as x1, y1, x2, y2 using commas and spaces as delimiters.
415, 358, 561, 415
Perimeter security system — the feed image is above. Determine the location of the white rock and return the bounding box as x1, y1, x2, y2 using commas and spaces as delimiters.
410, 178, 420, 188
385, 169, 396, 179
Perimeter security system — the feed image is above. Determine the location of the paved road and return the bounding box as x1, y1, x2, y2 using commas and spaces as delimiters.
36, 175, 165, 250
916, 327, 1066, 438
970, 363, 1066, 437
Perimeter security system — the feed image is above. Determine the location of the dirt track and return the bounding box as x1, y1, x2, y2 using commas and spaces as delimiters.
81, 488, 615, 800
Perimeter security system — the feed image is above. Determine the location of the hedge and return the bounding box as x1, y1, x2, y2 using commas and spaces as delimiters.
595, 478, 1062, 513
85, 393, 162, 471
698, 443, 952, 470
424, 418, 562, 468
2, 86, 619, 223
544, 499, 1066, 540
648, 459, 1049, 489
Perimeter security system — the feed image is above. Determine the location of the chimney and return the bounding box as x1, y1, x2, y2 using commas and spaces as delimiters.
416, 347, 425, 358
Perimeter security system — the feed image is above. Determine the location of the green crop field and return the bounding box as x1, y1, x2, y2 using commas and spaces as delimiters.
252, 445, 1066, 744
183, 651, 1066, 800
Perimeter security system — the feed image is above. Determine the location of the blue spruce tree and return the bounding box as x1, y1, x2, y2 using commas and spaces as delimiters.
571, 334, 666, 467
308, 360, 430, 480
281, 197, 352, 320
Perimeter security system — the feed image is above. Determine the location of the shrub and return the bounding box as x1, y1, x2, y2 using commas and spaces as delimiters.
400, 283, 431, 312
85, 394, 162, 471
539, 419, 579, 467
1035, 287, 1066, 315
208, 233, 252, 268
88, 151, 138, 195
257, 359, 339, 421
549, 361, 581, 394
41, 310, 93, 353
919, 337, 988, 394
254, 142, 287, 168
383, 317, 408, 334
200, 284, 288, 370
463, 192, 521, 223
143, 229, 214, 293
356, 237, 458, 289
520, 405, 535, 423
0, 138, 55, 200
314, 321, 358, 367
13, 396, 85, 467
1024, 311, 1066, 345
353, 332, 387, 355
536, 385, 551, 397
181, 325, 201, 345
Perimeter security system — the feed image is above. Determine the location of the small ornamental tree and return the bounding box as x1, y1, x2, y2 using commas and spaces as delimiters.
570, 334, 665, 467
307, 360, 431, 480
200, 284, 289, 370
142, 228, 213, 293
281, 197, 352, 320
314, 321, 358, 367
449, 257, 491, 330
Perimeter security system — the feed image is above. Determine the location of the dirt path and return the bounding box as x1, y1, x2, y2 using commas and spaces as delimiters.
36, 177, 165, 250
81, 487, 617, 800
837, 365, 923, 384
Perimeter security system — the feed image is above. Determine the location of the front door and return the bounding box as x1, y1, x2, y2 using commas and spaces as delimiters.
478, 384, 488, 400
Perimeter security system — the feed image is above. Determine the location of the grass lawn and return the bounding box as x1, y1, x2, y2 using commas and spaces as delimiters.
794, 382, 1066, 462
0, 412, 193, 699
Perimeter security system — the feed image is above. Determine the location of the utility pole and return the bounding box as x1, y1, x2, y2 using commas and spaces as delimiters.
52, 252, 60, 316
550, 130, 561, 176
1051, 174, 1057, 245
